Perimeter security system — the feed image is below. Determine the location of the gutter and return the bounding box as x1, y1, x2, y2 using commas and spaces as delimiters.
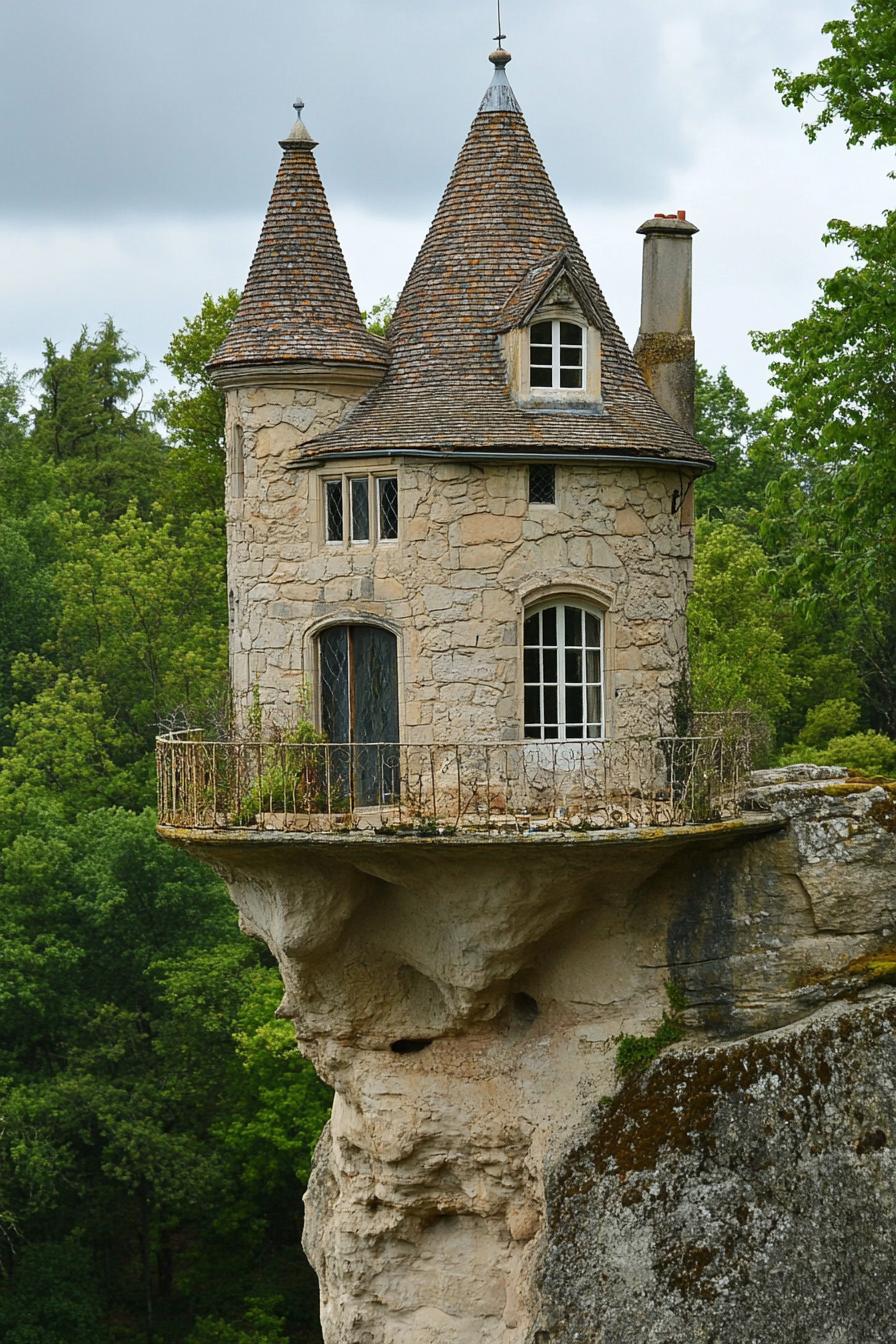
288, 449, 715, 476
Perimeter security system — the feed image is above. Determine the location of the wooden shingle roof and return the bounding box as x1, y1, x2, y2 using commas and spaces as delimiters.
296, 61, 711, 468
209, 106, 388, 374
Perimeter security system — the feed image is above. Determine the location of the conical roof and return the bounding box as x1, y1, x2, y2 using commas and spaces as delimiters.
209, 103, 388, 374
299, 58, 709, 466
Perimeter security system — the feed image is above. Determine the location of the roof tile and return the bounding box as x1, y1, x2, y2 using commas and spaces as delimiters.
209, 133, 388, 372
296, 71, 711, 468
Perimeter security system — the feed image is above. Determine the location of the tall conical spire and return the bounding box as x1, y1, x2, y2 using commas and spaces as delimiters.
209, 99, 388, 376
290, 55, 709, 467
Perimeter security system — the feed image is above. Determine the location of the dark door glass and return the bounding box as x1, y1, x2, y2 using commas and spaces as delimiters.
319, 624, 399, 806
319, 626, 350, 742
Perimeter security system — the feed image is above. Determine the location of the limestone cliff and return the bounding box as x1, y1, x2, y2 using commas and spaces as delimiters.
176, 767, 896, 1341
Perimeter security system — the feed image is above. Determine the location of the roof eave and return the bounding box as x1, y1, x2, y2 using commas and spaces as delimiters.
287, 445, 715, 475
206, 357, 389, 392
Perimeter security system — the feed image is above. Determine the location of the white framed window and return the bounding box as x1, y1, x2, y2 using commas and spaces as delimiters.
523, 600, 603, 741
324, 474, 399, 546
529, 320, 585, 390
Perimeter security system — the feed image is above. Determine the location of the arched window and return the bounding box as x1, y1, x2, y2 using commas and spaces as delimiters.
529, 320, 585, 390
523, 601, 603, 740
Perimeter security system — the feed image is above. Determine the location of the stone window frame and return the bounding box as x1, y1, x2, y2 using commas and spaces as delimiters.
503, 303, 601, 407
303, 612, 407, 743
321, 470, 400, 549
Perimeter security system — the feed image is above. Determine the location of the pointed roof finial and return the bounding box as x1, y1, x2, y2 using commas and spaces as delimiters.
490, 0, 511, 67
280, 94, 318, 150
482, 1, 518, 112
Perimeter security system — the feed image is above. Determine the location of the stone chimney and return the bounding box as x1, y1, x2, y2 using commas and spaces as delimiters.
633, 211, 699, 435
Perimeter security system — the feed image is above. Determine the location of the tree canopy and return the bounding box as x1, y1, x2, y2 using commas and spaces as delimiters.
0, 301, 329, 1344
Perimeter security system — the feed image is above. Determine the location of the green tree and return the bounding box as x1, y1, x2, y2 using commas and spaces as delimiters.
0, 361, 58, 729
49, 504, 227, 749
0, 808, 329, 1341
29, 320, 166, 519
0, 307, 330, 1342
774, 0, 896, 149
361, 295, 394, 336
688, 520, 803, 735
693, 364, 779, 522
752, 0, 896, 733
155, 291, 241, 517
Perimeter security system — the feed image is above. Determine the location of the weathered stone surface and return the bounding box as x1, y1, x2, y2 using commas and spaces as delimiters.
664, 771, 896, 1036
224, 385, 694, 739
167, 772, 896, 1343
536, 993, 896, 1344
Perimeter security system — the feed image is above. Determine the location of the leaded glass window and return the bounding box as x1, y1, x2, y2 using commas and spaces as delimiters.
529, 320, 585, 390
350, 478, 370, 542
378, 477, 399, 541
523, 602, 603, 740
318, 624, 400, 807
325, 479, 344, 543
323, 474, 399, 545
529, 464, 556, 505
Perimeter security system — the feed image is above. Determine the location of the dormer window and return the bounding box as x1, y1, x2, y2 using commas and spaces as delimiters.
529, 321, 585, 390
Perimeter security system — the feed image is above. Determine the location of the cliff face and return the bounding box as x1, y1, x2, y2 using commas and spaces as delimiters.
538, 995, 896, 1344
179, 768, 896, 1341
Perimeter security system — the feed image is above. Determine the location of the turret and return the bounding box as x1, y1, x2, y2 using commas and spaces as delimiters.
208, 100, 388, 722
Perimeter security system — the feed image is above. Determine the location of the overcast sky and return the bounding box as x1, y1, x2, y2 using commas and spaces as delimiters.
0, 0, 889, 404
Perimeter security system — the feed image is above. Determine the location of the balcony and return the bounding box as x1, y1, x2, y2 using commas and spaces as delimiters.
156, 723, 751, 837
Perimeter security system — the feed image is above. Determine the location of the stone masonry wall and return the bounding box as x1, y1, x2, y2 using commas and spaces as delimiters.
225, 383, 694, 742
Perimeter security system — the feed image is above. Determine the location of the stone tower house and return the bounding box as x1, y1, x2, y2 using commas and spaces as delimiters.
208, 48, 712, 756
159, 47, 896, 1344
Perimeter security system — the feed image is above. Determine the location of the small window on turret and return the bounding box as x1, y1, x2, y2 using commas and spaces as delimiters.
529, 464, 555, 505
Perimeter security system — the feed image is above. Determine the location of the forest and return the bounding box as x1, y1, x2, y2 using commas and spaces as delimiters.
0, 4, 893, 1341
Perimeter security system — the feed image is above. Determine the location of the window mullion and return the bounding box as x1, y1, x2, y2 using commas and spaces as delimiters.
539, 610, 546, 742
557, 604, 566, 739
553, 320, 560, 390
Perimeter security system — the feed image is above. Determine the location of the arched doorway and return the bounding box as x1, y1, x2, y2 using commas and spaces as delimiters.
318, 624, 399, 806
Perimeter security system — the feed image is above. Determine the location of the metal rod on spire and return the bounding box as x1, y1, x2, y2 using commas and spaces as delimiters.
495, 0, 506, 47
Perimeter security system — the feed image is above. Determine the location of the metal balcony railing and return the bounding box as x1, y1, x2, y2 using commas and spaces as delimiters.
156, 727, 750, 835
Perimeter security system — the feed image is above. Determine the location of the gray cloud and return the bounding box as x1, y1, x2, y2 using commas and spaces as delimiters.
0, 0, 827, 220
1, 0, 884, 410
